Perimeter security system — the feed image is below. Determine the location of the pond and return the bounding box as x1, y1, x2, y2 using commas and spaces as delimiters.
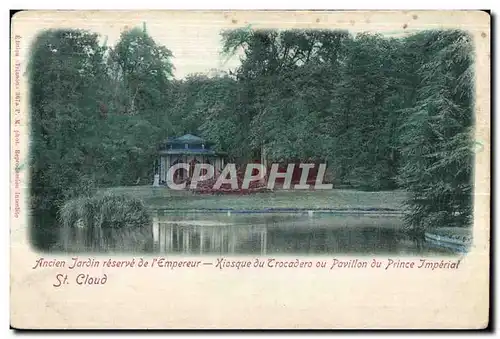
151, 211, 454, 256
32, 209, 456, 255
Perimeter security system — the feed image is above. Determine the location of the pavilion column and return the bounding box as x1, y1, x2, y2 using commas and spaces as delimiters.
164, 156, 170, 182
260, 145, 267, 184
159, 157, 163, 182
184, 155, 188, 179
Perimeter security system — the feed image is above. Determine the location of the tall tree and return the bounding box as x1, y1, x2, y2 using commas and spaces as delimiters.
397, 30, 474, 233
109, 25, 174, 119
29, 29, 109, 211
106, 25, 176, 183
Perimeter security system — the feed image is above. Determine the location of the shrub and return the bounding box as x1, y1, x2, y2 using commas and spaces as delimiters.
58, 193, 152, 253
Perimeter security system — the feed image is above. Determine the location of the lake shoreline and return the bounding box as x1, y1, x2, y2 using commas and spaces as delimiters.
100, 185, 408, 211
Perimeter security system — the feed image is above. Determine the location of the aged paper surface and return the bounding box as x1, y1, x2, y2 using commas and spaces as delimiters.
10, 10, 490, 329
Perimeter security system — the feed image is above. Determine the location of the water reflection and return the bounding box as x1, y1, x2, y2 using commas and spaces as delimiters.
151, 211, 450, 255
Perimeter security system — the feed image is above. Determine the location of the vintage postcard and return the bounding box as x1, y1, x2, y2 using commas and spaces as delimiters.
10, 10, 490, 329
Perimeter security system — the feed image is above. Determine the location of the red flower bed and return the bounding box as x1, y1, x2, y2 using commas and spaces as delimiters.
186, 169, 269, 195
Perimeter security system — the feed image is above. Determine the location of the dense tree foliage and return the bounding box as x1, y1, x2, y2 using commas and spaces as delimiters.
29, 26, 475, 245
30, 30, 108, 212
396, 31, 474, 232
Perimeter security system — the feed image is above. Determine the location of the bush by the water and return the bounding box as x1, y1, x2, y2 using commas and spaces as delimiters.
58, 194, 153, 252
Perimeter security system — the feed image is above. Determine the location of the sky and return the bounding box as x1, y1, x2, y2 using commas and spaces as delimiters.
104, 19, 243, 79
16, 11, 246, 79
14, 10, 475, 79
95, 13, 410, 79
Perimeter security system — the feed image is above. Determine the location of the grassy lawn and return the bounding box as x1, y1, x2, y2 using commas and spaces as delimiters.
98, 186, 407, 211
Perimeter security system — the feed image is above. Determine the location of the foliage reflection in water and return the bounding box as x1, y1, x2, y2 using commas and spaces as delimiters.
151, 211, 453, 256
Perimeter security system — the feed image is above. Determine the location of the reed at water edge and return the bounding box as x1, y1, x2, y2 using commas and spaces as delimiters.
56, 193, 154, 253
